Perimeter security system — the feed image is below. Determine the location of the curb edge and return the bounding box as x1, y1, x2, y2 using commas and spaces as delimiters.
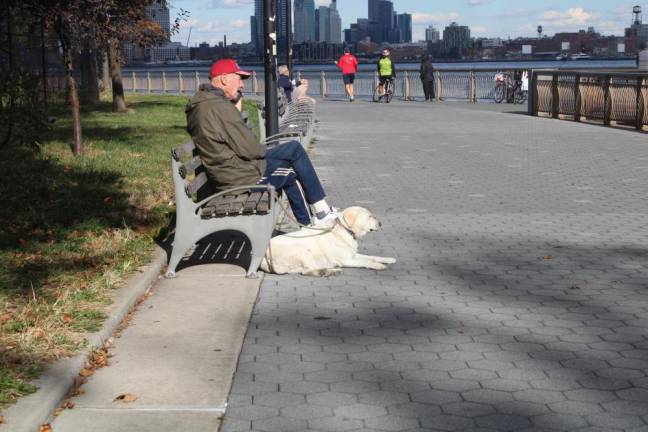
1, 247, 167, 432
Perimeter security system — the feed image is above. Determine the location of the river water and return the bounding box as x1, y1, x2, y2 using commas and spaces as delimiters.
124, 59, 636, 74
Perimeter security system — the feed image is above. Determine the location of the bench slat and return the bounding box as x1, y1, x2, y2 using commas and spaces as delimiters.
172, 141, 196, 161
242, 192, 263, 214
199, 191, 273, 219
227, 194, 249, 216
185, 172, 208, 197
179, 156, 203, 179
213, 199, 230, 218
256, 192, 271, 214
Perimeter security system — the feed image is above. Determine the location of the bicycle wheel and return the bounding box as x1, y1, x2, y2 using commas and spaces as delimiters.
514, 89, 527, 104
494, 83, 505, 104
384, 81, 393, 103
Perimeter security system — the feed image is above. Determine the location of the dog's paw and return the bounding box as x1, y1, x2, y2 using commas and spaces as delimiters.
302, 268, 343, 277
321, 268, 343, 277
381, 257, 397, 264
371, 263, 387, 271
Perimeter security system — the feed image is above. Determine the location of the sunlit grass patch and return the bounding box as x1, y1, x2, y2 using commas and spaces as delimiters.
0, 94, 261, 408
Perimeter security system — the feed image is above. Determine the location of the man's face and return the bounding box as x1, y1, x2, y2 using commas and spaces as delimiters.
213, 73, 245, 101
382, 50, 390, 57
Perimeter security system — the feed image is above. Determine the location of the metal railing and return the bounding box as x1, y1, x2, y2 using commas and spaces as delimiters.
120, 68, 533, 103
531, 70, 648, 130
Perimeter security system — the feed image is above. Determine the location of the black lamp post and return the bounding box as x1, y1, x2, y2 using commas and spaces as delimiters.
263, 0, 279, 137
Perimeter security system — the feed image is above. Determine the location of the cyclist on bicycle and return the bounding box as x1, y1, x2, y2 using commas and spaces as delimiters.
377, 48, 396, 102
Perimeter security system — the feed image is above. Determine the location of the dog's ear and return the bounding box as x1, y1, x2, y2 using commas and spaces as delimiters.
342, 207, 358, 228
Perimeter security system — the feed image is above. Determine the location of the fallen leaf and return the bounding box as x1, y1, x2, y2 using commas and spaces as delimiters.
0, 313, 13, 324
114, 393, 138, 403
39, 424, 53, 432
62, 314, 73, 324
53, 408, 62, 417
79, 369, 94, 378
62, 400, 75, 409
543, 255, 554, 260
0, 415, 4, 424
31, 329, 46, 339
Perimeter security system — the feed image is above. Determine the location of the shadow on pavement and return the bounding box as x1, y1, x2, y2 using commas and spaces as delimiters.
224, 229, 648, 431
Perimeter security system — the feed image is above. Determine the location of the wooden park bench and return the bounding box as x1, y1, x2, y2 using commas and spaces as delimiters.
166, 141, 282, 279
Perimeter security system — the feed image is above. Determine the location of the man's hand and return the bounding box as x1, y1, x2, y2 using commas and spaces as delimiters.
235, 93, 243, 112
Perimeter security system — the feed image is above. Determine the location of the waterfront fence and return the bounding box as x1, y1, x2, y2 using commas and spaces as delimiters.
120, 68, 531, 102
531, 71, 648, 130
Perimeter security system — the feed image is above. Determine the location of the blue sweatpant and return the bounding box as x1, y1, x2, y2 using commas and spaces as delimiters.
259, 140, 326, 225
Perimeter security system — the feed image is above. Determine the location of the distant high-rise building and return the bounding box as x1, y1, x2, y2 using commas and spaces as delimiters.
276, 0, 289, 56
396, 13, 412, 43
251, 0, 263, 56
315, 1, 341, 43
318, 6, 330, 42
294, 0, 316, 43
146, 0, 171, 41
251, 0, 289, 57
425, 25, 440, 43
368, 0, 381, 22
443, 22, 472, 56
329, 0, 342, 43
378, 0, 394, 43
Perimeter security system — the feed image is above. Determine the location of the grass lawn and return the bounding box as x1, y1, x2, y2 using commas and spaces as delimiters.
0, 94, 259, 408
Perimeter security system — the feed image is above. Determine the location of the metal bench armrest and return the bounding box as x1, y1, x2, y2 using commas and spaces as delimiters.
194, 184, 277, 209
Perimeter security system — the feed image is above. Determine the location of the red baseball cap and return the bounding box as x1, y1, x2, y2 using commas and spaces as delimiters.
209, 59, 251, 79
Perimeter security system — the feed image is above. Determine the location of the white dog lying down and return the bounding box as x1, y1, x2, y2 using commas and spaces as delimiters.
260, 207, 396, 276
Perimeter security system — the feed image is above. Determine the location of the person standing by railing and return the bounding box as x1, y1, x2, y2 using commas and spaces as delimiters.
336, 48, 358, 102
419, 54, 435, 102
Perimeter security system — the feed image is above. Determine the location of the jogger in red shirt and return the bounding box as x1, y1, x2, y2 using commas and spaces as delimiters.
336, 48, 359, 102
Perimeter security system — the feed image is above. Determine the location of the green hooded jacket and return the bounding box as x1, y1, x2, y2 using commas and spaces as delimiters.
186, 85, 266, 191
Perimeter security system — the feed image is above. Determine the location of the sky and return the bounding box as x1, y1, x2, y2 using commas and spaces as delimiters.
169, 0, 646, 47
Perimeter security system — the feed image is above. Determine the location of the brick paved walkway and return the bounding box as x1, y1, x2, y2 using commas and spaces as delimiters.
223, 100, 648, 432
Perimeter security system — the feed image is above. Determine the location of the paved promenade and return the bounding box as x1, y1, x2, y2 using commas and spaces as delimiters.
223, 100, 648, 432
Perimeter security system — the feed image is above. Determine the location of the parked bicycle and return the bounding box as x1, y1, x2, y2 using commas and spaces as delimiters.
493, 71, 527, 104
373, 77, 394, 103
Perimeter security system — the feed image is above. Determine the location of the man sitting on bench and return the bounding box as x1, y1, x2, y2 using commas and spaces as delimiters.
186, 59, 336, 226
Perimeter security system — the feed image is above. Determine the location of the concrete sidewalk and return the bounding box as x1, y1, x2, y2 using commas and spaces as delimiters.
223, 99, 648, 432
10, 98, 648, 432
46, 263, 261, 432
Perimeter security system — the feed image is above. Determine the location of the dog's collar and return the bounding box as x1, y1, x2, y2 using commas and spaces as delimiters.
336, 216, 356, 239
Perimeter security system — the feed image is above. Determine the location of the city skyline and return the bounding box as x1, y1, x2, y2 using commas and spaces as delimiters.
170, 1, 645, 47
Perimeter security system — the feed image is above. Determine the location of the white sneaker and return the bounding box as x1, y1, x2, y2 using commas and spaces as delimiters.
311, 207, 339, 226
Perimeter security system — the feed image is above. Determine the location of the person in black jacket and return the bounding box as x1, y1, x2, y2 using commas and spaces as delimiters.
278, 65, 302, 102
419, 55, 435, 101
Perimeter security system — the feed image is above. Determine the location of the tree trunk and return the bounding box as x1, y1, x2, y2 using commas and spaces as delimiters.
80, 48, 100, 104
101, 50, 111, 94
63, 44, 83, 156
109, 41, 127, 112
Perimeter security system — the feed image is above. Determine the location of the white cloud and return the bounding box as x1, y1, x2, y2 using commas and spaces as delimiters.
491, 8, 537, 19
471, 25, 488, 34
467, 0, 493, 6
231, 19, 247, 29
541, 7, 597, 26
209, 0, 253, 8
412, 12, 460, 24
